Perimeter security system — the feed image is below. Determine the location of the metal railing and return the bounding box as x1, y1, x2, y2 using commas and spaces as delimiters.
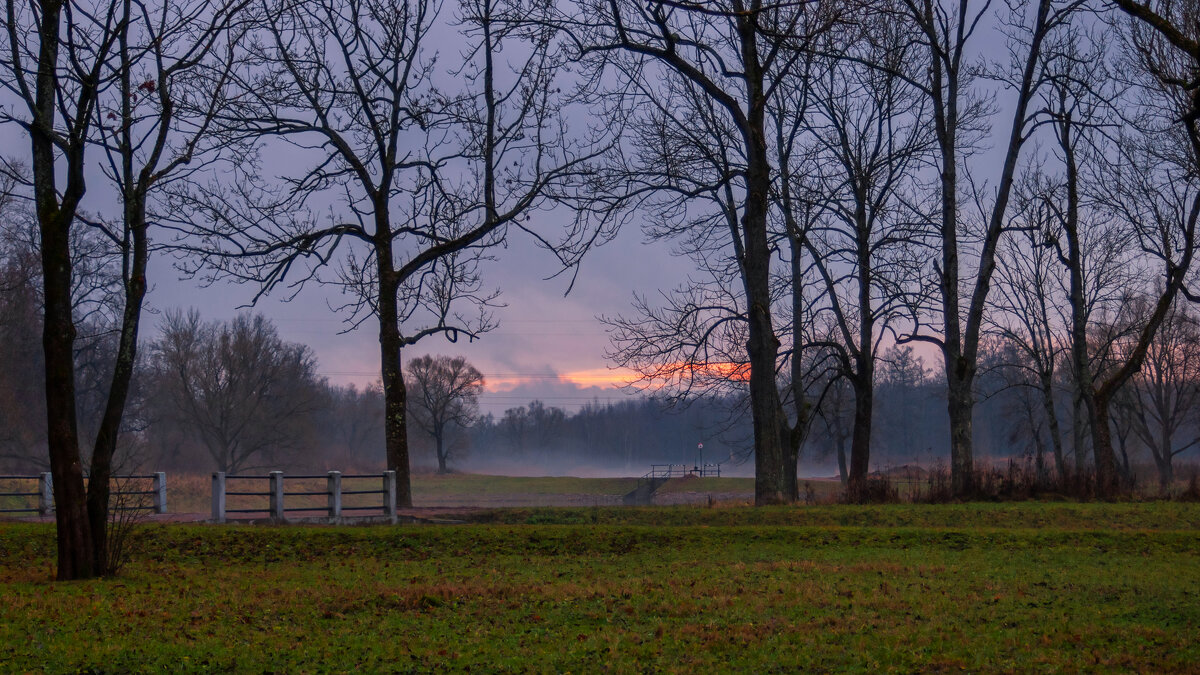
211, 470, 398, 524
0, 473, 167, 515
639, 462, 723, 487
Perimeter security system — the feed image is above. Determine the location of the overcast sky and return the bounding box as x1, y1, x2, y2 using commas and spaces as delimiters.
139, 203, 693, 415
0, 1, 1006, 417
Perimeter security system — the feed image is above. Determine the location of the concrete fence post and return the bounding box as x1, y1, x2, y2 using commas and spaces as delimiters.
153, 472, 167, 514
211, 472, 226, 523
269, 471, 285, 522
38, 472, 53, 516
327, 471, 342, 519
383, 470, 397, 524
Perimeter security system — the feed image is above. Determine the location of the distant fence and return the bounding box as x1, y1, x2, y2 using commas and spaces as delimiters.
641, 463, 722, 485
0, 473, 167, 516
211, 471, 397, 524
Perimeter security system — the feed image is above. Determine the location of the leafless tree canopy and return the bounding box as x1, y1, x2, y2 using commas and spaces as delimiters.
407, 354, 485, 473
150, 310, 324, 474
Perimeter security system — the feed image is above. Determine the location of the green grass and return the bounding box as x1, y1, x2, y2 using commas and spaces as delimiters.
1, 503, 1198, 673
464, 501, 1200, 528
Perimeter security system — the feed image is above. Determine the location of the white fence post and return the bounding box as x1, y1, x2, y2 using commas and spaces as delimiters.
270, 471, 285, 522
38, 472, 53, 516
211, 472, 226, 523
327, 470, 342, 519
153, 472, 167, 514
383, 470, 397, 524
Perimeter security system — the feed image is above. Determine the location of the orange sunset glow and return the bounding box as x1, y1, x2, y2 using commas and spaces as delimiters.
483, 362, 751, 392
484, 368, 640, 391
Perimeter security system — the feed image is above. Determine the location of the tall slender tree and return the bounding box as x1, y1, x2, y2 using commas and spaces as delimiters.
1, 0, 123, 579
83, 0, 248, 574
894, 0, 1080, 495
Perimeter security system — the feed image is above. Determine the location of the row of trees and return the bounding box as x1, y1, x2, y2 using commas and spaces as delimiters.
0, 234, 482, 477
3, 0, 1200, 577
5, 286, 1194, 487
591, 0, 1200, 502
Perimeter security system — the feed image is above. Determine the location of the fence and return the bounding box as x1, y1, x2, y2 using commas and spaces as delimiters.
211, 470, 398, 524
0, 473, 167, 516
641, 462, 723, 485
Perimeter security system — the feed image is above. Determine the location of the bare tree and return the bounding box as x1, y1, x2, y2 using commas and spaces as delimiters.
895, 0, 1081, 496
1094, 0, 1200, 496
988, 216, 1069, 480
150, 310, 323, 473
1117, 300, 1200, 489
171, 0, 603, 507
407, 354, 484, 473
77, 0, 249, 574
795, 10, 932, 499
0, 0, 126, 579
0, 0, 246, 577
563, 0, 848, 504
1081, 119, 1200, 493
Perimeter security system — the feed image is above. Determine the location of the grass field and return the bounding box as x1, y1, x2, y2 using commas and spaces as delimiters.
1, 503, 1198, 673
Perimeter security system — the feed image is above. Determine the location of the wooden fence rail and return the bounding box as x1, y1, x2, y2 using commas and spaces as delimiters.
0, 473, 167, 515
211, 470, 397, 524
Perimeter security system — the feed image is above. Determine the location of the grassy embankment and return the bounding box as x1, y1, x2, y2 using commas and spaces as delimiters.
1, 502, 1198, 672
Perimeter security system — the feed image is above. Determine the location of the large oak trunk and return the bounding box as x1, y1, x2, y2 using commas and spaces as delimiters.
846, 382, 873, 502
380, 328, 412, 508
1091, 395, 1120, 498
946, 373, 975, 496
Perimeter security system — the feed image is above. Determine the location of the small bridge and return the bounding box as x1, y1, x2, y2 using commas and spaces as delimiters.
623, 463, 722, 505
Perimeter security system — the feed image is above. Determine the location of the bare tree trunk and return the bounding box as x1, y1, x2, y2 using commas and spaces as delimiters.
1071, 397, 1088, 479
87, 14, 150, 564
744, 152, 788, 504
945, 364, 975, 496
377, 206, 411, 507
40, 216, 94, 580
1031, 418, 1046, 482
935, 114, 976, 495
1091, 394, 1120, 495
1154, 433, 1173, 491
436, 432, 447, 474
847, 230, 876, 501
846, 379, 873, 501
1060, 113, 1098, 493
1039, 374, 1066, 482
741, 15, 789, 504
31, 0, 95, 581
836, 431, 848, 486
87, 203, 147, 574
